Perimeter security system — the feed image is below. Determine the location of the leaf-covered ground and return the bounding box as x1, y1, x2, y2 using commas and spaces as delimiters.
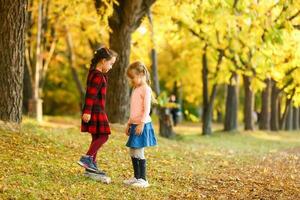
1, 117, 300, 199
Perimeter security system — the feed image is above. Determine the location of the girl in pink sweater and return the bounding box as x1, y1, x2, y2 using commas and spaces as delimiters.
123, 61, 157, 188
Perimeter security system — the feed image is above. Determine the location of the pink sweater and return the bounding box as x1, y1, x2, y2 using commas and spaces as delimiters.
128, 84, 152, 124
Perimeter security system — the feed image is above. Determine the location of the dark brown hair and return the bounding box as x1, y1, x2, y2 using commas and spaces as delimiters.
90, 47, 117, 71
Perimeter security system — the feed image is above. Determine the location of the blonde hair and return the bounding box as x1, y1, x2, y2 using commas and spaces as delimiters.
126, 61, 151, 85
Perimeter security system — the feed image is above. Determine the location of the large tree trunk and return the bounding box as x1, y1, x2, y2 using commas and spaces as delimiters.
0, 0, 27, 131
243, 75, 254, 130
224, 73, 238, 131
105, 0, 156, 123
259, 78, 271, 130
270, 79, 280, 131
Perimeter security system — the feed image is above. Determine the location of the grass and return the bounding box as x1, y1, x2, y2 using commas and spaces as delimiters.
0, 117, 300, 199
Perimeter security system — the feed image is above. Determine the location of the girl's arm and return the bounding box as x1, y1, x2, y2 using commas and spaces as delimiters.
135, 86, 151, 135
141, 86, 152, 123
83, 74, 102, 115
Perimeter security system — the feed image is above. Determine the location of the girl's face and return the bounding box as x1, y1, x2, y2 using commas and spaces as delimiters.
97, 56, 116, 73
128, 71, 146, 87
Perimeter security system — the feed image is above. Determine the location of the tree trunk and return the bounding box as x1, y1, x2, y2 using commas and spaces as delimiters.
292, 107, 299, 130
159, 107, 174, 138
243, 75, 254, 130
299, 107, 300, 130
270, 79, 280, 131
202, 49, 211, 135
147, 9, 160, 95
259, 78, 271, 130
284, 101, 293, 130
202, 48, 223, 135
23, 0, 34, 114
29, 0, 43, 122
106, 0, 156, 123
224, 73, 238, 131
23, 62, 32, 114
0, 0, 27, 131
66, 30, 85, 100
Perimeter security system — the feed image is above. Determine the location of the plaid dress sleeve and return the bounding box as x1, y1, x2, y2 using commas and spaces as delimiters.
82, 71, 103, 115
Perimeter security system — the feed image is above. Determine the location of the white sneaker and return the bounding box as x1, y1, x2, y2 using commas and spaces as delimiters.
132, 179, 149, 188
123, 177, 138, 185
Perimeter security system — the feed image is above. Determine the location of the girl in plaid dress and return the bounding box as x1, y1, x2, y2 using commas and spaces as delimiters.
77, 47, 117, 175
123, 61, 157, 188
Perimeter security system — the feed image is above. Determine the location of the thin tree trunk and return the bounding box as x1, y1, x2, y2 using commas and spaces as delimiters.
259, 78, 271, 130
202, 48, 223, 135
23, 0, 34, 113
0, 0, 27, 131
270, 79, 280, 131
243, 75, 254, 130
147, 9, 160, 95
202, 47, 210, 134
28, 0, 43, 122
224, 73, 238, 131
280, 90, 295, 130
23, 62, 32, 114
66, 30, 85, 100
284, 101, 293, 130
292, 107, 299, 130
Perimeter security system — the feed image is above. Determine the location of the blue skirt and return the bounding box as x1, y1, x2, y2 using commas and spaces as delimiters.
126, 122, 157, 148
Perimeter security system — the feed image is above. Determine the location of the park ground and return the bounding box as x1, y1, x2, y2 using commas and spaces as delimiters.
0, 116, 300, 199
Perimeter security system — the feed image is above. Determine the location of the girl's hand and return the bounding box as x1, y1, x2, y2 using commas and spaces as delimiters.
82, 113, 91, 123
135, 123, 145, 135
125, 124, 130, 136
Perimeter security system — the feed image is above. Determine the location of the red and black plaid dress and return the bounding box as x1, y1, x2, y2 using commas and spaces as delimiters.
81, 70, 111, 135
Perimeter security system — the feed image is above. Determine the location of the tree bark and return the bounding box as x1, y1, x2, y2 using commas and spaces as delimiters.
270, 79, 280, 131
202, 47, 222, 135
284, 101, 293, 130
105, 0, 156, 123
243, 75, 254, 130
259, 78, 271, 130
293, 107, 299, 130
159, 107, 175, 138
29, 0, 43, 122
23, 62, 32, 114
147, 9, 160, 95
292, 107, 299, 130
224, 73, 238, 131
0, 0, 27, 131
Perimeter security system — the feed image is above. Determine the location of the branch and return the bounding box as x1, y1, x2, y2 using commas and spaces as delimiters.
289, 10, 300, 21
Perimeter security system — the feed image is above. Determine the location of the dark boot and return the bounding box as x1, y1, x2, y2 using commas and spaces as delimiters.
139, 159, 146, 181
131, 157, 140, 179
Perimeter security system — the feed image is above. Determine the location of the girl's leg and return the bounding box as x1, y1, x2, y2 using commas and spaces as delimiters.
86, 134, 109, 162
130, 148, 146, 180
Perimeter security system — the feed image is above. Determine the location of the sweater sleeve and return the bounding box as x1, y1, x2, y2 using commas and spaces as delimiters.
141, 86, 152, 123
83, 73, 102, 114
